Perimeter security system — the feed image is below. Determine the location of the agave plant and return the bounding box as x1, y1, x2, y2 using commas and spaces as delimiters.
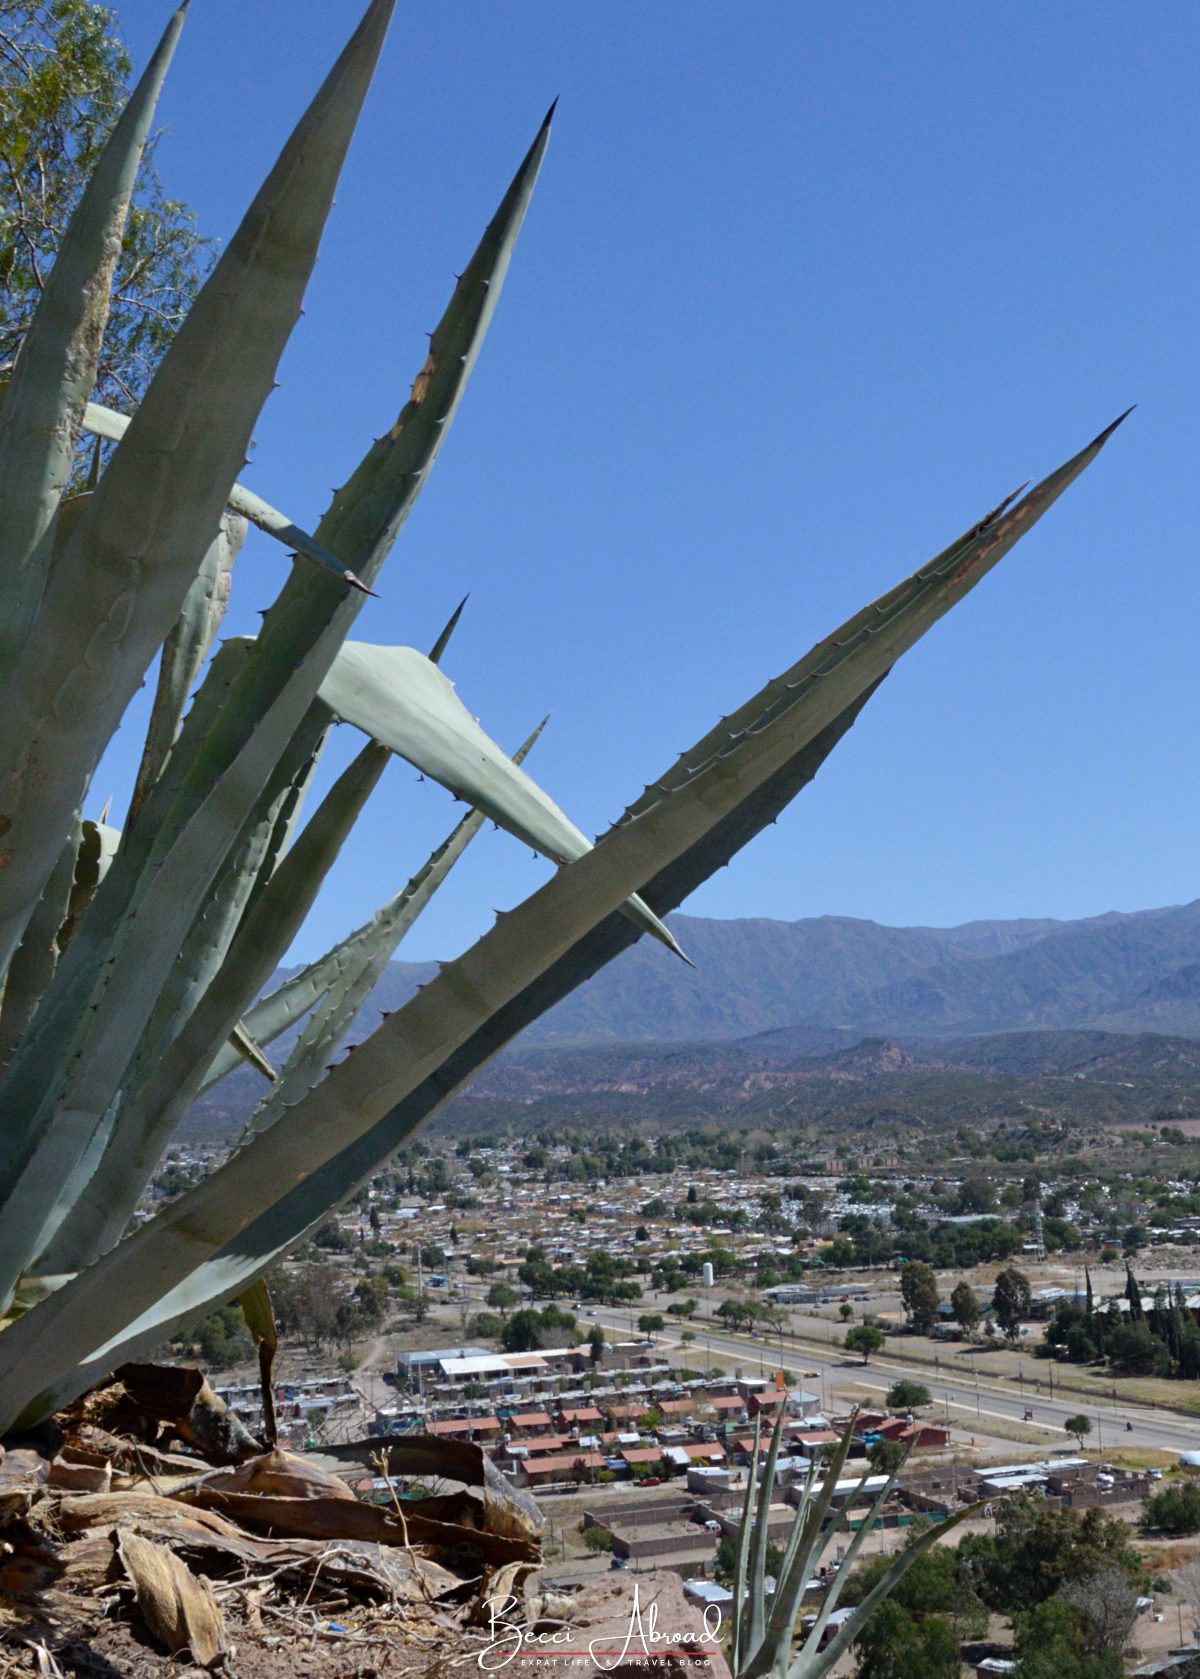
728, 1410, 981, 1679
0, 0, 1126, 1437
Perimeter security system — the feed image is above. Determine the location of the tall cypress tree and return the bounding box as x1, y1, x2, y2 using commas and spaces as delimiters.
1125, 1263, 1144, 1323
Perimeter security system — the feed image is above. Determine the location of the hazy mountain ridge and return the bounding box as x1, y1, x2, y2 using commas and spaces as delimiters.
823, 902, 1200, 1038
185, 899, 1200, 1137
359, 898, 1200, 1045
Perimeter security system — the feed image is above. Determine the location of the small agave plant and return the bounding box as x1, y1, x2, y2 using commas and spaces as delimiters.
728, 1410, 980, 1679
0, 0, 1125, 1439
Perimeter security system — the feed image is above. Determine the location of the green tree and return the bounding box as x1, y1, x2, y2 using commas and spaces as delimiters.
950, 1280, 981, 1338
1064, 1413, 1092, 1446
501, 1309, 544, 1353
992, 1268, 1032, 1342
714, 1531, 782, 1589
845, 1543, 985, 1679
887, 1379, 932, 1411
1013, 1598, 1125, 1679
899, 1260, 940, 1335
191, 1302, 250, 1369
868, 1437, 905, 1475
955, 1175, 996, 1214
1106, 1318, 1171, 1376
313, 1220, 352, 1253
852, 1600, 960, 1679
1143, 1481, 1200, 1537
581, 1524, 613, 1554
0, 0, 207, 417
845, 1323, 885, 1363
1065, 1323, 1098, 1364
637, 1313, 665, 1334
960, 1504, 1144, 1616
352, 1274, 387, 1322
717, 1298, 755, 1332
486, 1281, 518, 1315
266, 1262, 338, 1350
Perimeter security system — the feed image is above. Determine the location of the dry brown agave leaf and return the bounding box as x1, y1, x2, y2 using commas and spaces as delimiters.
47, 1453, 111, 1494
181, 1486, 538, 1568
319, 1434, 543, 1542
112, 1364, 261, 1464
468, 1559, 537, 1627
116, 1528, 227, 1667
62, 1364, 260, 1465
192, 1448, 355, 1502
56, 1490, 247, 1539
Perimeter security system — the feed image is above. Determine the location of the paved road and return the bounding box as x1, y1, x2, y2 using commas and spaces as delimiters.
581, 1303, 1200, 1458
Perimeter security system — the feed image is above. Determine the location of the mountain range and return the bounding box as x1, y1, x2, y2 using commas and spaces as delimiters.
363, 898, 1200, 1044
187, 899, 1200, 1139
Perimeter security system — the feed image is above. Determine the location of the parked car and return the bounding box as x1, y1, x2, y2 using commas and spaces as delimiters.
640, 1476, 663, 1488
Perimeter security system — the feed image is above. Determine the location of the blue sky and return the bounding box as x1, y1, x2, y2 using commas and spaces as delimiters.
109, 1, 1199, 963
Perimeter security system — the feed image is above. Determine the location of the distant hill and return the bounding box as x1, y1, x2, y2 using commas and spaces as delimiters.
361, 899, 1200, 1045
365, 914, 963, 1046
815, 902, 1200, 1038
185, 899, 1200, 1138
437, 1024, 1200, 1139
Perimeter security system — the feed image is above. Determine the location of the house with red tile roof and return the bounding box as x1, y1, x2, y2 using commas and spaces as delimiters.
515, 1452, 606, 1486
507, 1411, 553, 1434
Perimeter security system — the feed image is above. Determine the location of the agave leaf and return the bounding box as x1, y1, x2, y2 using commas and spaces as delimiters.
199, 948, 362, 1096
0, 803, 119, 1070
245, 815, 487, 1139
745, 1404, 788, 1654
785, 1462, 908, 1670
0, 686, 874, 1423
101, 102, 556, 909
118, 709, 329, 1107
36, 705, 331, 1277
0, 106, 554, 1212
83, 400, 366, 590
244, 718, 545, 1143
785, 1500, 984, 1679
0, 419, 1122, 1428
127, 515, 247, 832
314, 640, 682, 954
0, 822, 80, 1070
749, 1423, 861, 1675
59, 817, 122, 952
3, 706, 329, 1286
39, 736, 391, 1274
227, 1023, 277, 1086
0, 7, 186, 683
730, 1421, 764, 1673
0, 0, 396, 977
64, 723, 541, 1264
0, 644, 254, 1156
